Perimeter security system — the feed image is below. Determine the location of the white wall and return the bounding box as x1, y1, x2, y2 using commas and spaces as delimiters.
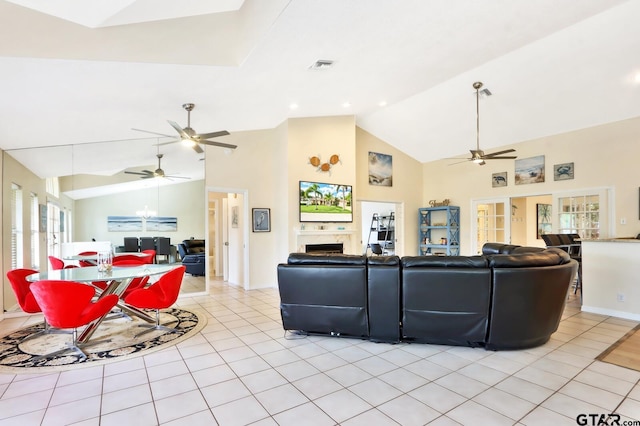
423, 116, 640, 255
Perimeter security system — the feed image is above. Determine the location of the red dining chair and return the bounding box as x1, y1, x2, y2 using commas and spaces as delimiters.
113, 254, 145, 265
48, 256, 65, 270
124, 266, 186, 336
6, 268, 71, 342
30, 280, 119, 359
77, 251, 97, 267
48, 256, 78, 270
141, 249, 156, 264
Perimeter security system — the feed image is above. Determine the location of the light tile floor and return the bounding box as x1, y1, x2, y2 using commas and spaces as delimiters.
1, 281, 640, 425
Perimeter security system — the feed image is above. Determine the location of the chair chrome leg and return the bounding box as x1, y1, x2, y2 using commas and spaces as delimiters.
134, 309, 178, 338
31, 328, 112, 361
20, 320, 72, 343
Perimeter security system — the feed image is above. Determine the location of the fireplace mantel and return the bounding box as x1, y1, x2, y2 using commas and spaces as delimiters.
294, 228, 356, 254
295, 229, 355, 236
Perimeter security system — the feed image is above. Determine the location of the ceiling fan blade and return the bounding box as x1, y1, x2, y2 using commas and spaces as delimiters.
195, 130, 230, 139
131, 128, 175, 138
448, 159, 471, 166
485, 156, 517, 160
167, 120, 191, 139
156, 139, 180, 146
125, 170, 152, 176
483, 149, 516, 158
192, 143, 204, 154
198, 139, 237, 149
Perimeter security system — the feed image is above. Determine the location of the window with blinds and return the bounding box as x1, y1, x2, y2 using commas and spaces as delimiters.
11, 183, 24, 269
30, 193, 40, 270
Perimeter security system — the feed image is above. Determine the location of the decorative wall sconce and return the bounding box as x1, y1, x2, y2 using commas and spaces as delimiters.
309, 154, 341, 173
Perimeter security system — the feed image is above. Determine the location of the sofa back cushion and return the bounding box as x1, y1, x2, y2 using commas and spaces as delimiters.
277, 257, 368, 337
487, 248, 570, 268
287, 253, 366, 265
400, 255, 491, 346
181, 239, 205, 255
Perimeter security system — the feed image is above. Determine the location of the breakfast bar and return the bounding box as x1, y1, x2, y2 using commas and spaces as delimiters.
581, 238, 640, 321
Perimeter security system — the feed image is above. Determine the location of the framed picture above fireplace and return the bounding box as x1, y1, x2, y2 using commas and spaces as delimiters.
299, 180, 353, 222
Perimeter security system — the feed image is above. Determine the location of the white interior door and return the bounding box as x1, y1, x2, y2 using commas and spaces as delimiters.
472, 197, 510, 254
222, 198, 229, 281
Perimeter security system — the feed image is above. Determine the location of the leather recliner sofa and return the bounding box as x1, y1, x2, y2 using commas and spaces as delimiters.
177, 239, 206, 276
277, 243, 578, 350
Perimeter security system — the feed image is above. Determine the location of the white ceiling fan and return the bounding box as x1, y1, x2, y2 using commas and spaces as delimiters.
450, 82, 517, 166
133, 103, 237, 154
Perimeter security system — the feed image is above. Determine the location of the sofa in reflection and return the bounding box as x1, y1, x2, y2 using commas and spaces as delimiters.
277, 243, 578, 350
177, 239, 206, 276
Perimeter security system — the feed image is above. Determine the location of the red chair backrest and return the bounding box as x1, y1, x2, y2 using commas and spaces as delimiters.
122, 275, 150, 299
31, 280, 119, 329
141, 250, 156, 264
124, 266, 186, 310
114, 254, 145, 265
77, 251, 97, 267
6, 268, 40, 313
48, 256, 65, 270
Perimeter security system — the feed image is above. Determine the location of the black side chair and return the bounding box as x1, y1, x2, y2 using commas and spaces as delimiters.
156, 237, 171, 263
140, 237, 156, 252
124, 237, 139, 252
541, 233, 582, 298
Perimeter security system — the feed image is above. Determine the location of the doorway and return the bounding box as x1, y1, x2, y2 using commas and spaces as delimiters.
359, 201, 404, 256
207, 188, 249, 289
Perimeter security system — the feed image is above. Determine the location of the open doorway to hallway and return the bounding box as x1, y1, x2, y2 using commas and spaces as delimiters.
207, 190, 247, 288
359, 201, 404, 257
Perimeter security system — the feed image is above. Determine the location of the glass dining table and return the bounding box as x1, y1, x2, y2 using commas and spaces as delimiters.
27, 264, 179, 343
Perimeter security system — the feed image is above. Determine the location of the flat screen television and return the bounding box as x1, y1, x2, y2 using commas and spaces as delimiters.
299, 180, 353, 223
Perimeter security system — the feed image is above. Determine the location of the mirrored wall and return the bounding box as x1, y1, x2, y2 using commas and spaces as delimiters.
2, 138, 207, 312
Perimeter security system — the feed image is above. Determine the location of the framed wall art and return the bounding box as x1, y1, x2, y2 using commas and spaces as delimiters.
368, 151, 393, 186
492, 172, 507, 187
252, 208, 270, 232
515, 155, 545, 185
553, 162, 574, 181
536, 203, 552, 239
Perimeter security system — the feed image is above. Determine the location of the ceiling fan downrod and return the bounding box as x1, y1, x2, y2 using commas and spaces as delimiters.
473, 81, 482, 153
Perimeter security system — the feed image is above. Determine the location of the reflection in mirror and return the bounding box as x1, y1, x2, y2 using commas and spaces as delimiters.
3, 138, 206, 313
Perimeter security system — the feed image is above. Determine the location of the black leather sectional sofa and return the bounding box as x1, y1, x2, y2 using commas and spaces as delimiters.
277, 243, 578, 350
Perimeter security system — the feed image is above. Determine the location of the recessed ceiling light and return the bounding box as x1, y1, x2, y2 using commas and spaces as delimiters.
342, 102, 351, 108
635, 72, 640, 83
289, 103, 299, 110
378, 101, 387, 107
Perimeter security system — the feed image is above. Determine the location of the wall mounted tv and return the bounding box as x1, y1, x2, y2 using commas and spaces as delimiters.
299, 181, 353, 223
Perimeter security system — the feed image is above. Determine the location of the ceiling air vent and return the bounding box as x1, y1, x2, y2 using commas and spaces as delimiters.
309, 59, 334, 70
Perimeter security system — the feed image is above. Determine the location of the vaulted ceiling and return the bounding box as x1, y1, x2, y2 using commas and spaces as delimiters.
1, 0, 638, 196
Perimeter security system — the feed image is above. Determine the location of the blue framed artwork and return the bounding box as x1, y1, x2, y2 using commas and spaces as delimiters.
146, 216, 177, 232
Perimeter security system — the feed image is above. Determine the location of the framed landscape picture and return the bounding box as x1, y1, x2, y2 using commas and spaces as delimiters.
515, 155, 545, 185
